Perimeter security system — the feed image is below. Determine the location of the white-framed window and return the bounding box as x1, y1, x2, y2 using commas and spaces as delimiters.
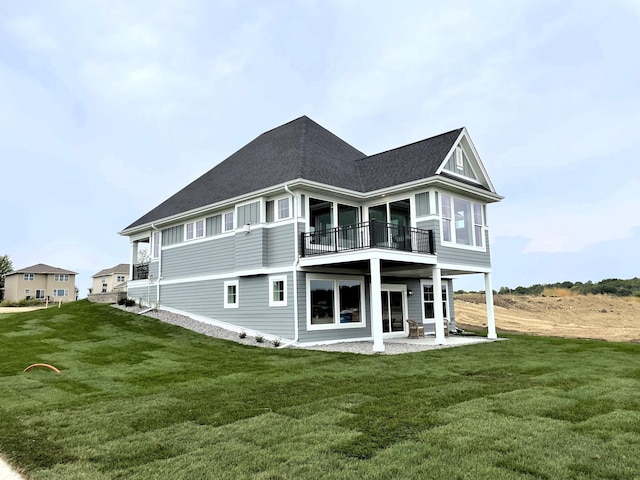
53, 289, 69, 297
307, 274, 365, 330
440, 194, 484, 247
269, 275, 287, 307
421, 281, 448, 324
54, 274, 70, 282
24, 289, 30, 295
185, 219, 205, 241
36, 289, 46, 299
102, 284, 107, 293
23, 274, 34, 281
455, 146, 464, 170
224, 212, 234, 232
117, 275, 125, 282
223, 280, 239, 308
277, 198, 290, 220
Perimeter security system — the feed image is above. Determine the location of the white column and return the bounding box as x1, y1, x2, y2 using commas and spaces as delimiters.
370, 257, 385, 353
485, 272, 497, 339
433, 267, 446, 345
130, 242, 137, 279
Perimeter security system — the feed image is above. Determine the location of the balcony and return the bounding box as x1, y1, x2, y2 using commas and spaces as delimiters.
300, 221, 435, 258
132, 263, 149, 280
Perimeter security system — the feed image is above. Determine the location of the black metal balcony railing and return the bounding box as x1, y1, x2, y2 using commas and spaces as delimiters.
133, 263, 149, 280
300, 220, 435, 257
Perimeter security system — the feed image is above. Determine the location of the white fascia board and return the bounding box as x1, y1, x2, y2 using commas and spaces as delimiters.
435, 129, 466, 176
461, 127, 497, 193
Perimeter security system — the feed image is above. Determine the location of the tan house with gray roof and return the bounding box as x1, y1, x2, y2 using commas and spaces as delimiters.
90, 263, 129, 294
3, 264, 77, 303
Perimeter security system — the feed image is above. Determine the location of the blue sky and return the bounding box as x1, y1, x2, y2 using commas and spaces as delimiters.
1, 0, 639, 295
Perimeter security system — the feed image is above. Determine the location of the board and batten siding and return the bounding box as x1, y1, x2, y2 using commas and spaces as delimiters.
159, 275, 294, 339
162, 225, 183, 246
418, 219, 491, 268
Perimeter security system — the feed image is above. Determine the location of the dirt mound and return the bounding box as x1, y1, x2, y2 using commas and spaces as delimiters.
455, 293, 640, 342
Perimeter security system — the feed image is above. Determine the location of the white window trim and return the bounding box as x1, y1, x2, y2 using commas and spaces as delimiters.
269, 275, 288, 307
184, 218, 206, 241
275, 196, 291, 221
223, 280, 239, 308
223, 211, 235, 232
53, 289, 69, 297
54, 274, 70, 282
23, 274, 34, 281
24, 289, 30, 295
439, 193, 486, 251
306, 273, 367, 331
420, 280, 449, 325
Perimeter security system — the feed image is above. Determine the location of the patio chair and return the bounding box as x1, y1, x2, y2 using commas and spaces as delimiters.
406, 319, 425, 339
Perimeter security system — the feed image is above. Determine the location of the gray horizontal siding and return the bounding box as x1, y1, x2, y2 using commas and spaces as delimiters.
162, 236, 235, 279
149, 261, 159, 279
159, 275, 294, 339
266, 224, 295, 267
418, 219, 491, 268
128, 285, 153, 307
234, 228, 265, 270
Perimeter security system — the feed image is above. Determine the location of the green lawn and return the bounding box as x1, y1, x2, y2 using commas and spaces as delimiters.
1, 301, 639, 479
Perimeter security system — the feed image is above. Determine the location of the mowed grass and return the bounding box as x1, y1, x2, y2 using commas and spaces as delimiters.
1, 301, 640, 479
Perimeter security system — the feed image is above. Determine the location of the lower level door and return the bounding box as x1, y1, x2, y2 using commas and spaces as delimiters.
381, 288, 406, 334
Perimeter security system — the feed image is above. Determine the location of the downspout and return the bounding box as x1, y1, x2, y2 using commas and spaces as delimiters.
283, 184, 299, 346
151, 223, 161, 308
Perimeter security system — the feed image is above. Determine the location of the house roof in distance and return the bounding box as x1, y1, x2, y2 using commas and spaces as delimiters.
92, 263, 129, 278
124, 116, 489, 231
6, 263, 78, 276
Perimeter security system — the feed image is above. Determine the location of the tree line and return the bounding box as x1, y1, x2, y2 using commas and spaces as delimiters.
497, 278, 640, 297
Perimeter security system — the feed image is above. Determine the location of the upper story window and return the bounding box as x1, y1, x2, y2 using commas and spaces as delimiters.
224, 212, 234, 232
117, 275, 125, 282
185, 219, 205, 241
441, 194, 484, 247
23, 274, 34, 281
455, 146, 464, 170
277, 198, 290, 220
54, 274, 70, 282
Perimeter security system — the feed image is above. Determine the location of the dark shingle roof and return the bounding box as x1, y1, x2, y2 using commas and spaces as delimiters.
7, 263, 77, 276
355, 129, 462, 191
125, 116, 366, 229
92, 263, 129, 278
123, 117, 472, 231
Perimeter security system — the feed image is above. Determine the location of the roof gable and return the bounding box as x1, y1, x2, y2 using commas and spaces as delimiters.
436, 129, 496, 192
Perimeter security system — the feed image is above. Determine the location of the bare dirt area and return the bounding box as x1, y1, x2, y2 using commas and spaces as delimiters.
0, 306, 47, 314
455, 293, 640, 343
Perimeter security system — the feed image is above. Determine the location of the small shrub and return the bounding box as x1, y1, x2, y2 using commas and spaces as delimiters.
125, 299, 136, 307
273, 338, 281, 348
255, 335, 264, 343
117, 298, 126, 305
239, 331, 247, 339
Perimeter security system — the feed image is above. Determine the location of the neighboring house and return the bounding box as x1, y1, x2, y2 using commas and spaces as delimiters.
3, 263, 77, 303
91, 264, 130, 294
119, 116, 503, 352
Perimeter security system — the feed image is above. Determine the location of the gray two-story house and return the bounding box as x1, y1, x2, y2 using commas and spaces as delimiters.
119, 116, 503, 352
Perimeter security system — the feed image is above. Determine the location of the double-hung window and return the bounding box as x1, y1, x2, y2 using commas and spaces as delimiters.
224, 212, 234, 232
277, 198, 290, 220
117, 275, 125, 282
185, 220, 205, 241
440, 194, 484, 247
54, 274, 69, 282
269, 275, 287, 307
224, 280, 239, 308
53, 289, 69, 297
23, 274, 34, 281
